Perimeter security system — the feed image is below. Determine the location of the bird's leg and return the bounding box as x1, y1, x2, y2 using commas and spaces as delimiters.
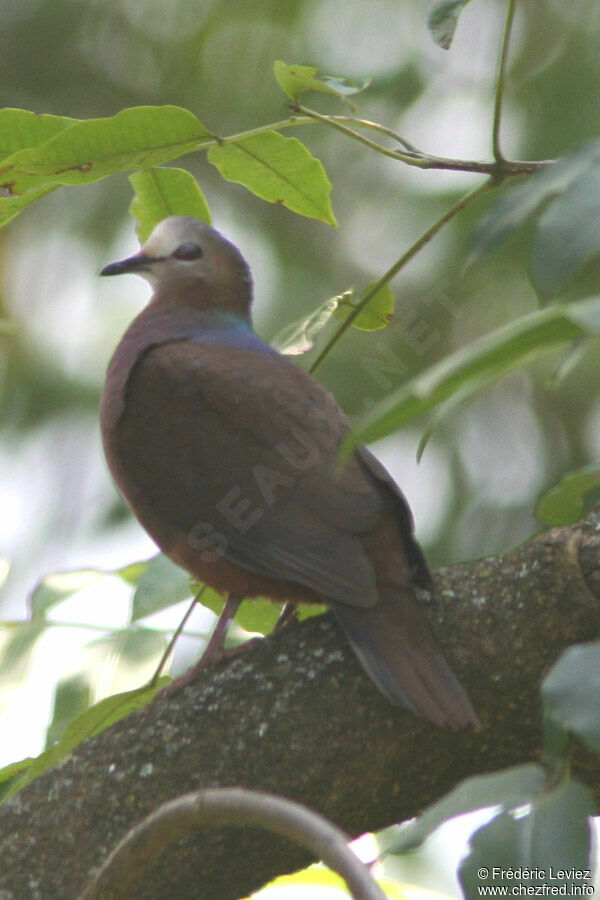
200, 593, 243, 665
159, 594, 247, 697
271, 600, 299, 633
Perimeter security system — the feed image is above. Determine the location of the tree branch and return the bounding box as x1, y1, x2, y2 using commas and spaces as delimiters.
1, 513, 600, 899
80, 788, 387, 900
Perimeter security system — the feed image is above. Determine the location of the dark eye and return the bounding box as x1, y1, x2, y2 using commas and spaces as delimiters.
172, 242, 203, 261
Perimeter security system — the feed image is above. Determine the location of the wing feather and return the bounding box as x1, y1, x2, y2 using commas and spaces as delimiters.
113, 339, 384, 606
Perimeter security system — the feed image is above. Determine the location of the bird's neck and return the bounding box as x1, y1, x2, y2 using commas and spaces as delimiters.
143, 301, 253, 335
122, 302, 265, 359
102, 303, 261, 431
151, 270, 253, 321
197, 307, 254, 333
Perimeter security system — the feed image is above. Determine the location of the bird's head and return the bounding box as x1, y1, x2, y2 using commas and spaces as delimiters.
101, 216, 253, 315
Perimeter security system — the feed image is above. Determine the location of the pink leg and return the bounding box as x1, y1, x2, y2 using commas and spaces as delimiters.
200, 594, 243, 665
160, 595, 247, 696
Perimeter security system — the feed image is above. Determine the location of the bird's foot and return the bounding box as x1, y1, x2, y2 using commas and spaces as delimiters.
157, 596, 299, 699
158, 636, 264, 697
158, 594, 264, 698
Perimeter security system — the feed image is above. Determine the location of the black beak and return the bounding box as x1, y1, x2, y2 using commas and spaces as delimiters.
100, 252, 157, 277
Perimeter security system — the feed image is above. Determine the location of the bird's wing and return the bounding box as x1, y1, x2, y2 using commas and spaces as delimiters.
355, 446, 433, 593
112, 339, 388, 607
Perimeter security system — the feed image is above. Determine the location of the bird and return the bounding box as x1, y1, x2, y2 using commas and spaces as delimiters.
100, 215, 478, 729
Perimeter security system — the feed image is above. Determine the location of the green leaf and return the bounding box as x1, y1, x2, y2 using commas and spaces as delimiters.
459, 781, 594, 900
117, 559, 151, 586
235, 598, 325, 635
350, 296, 600, 448
272, 294, 344, 355
3, 679, 170, 801
191, 586, 224, 619
236, 598, 281, 636
542, 714, 571, 771
354, 283, 394, 331
459, 782, 594, 900
336, 282, 395, 331
0, 108, 76, 161
427, 0, 472, 50
194, 591, 324, 638
0, 757, 33, 784
0, 105, 211, 196
273, 61, 370, 107
387, 764, 545, 853
208, 131, 337, 225
0, 621, 45, 681
0, 757, 36, 804
267, 867, 405, 898
129, 167, 211, 242
531, 162, 600, 295
535, 464, 600, 525
415, 370, 495, 461
459, 812, 525, 898
85, 629, 167, 702
274, 283, 393, 358
29, 569, 103, 619
525, 781, 594, 874
0, 184, 58, 227
469, 140, 600, 268
194, 591, 283, 638
546, 338, 591, 387
296, 603, 327, 622
131, 553, 193, 622
45, 675, 91, 748
542, 641, 600, 754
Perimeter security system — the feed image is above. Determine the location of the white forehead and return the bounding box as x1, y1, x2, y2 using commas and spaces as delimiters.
142, 216, 213, 256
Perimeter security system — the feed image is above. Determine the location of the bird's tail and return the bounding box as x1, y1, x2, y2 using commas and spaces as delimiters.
331, 589, 479, 729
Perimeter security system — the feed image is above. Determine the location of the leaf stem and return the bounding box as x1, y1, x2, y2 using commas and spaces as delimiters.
309, 178, 494, 374
492, 0, 519, 164
209, 111, 551, 178
294, 106, 431, 166
150, 586, 207, 686
330, 115, 420, 152
293, 105, 550, 177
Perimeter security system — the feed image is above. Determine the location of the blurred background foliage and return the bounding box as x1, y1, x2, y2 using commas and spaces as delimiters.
1, 0, 600, 825
3, 0, 600, 895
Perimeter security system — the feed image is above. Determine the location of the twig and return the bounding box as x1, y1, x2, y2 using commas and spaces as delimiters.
149, 585, 206, 686
207, 110, 552, 178
309, 178, 494, 374
493, 0, 519, 164
293, 105, 551, 178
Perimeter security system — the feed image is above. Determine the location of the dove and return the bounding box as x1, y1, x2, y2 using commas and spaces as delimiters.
100, 216, 478, 728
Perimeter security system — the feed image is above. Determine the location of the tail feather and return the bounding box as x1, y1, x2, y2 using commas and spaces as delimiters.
331, 590, 479, 729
